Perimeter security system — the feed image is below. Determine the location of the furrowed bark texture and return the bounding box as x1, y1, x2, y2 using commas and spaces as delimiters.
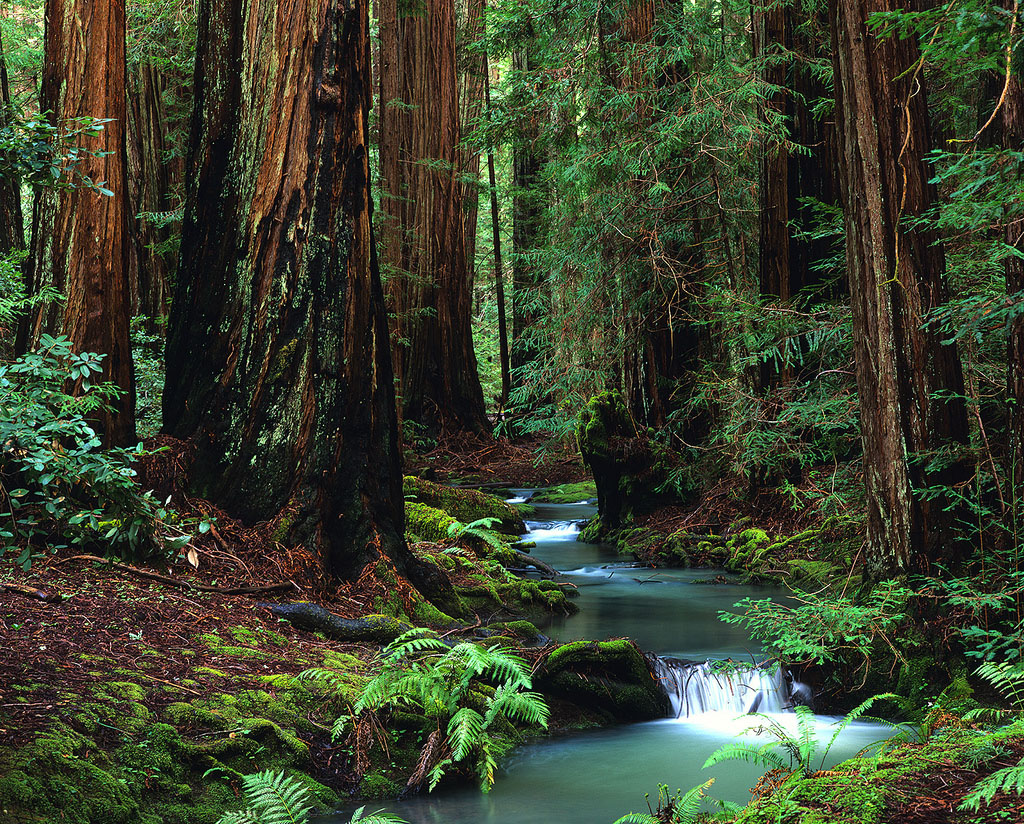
0, 29, 22, 255
510, 47, 546, 385
25, 0, 135, 445
378, 0, 489, 434
458, 0, 485, 290
164, 0, 408, 581
126, 62, 181, 327
831, 0, 970, 578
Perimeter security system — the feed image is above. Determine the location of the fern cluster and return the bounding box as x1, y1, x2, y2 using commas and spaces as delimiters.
343, 628, 549, 792
215, 771, 406, 824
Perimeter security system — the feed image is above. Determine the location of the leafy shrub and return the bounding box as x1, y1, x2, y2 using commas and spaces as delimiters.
719, 580, 912, 666
0, 334, 189, 568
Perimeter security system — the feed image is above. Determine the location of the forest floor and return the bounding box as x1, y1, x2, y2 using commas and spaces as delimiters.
3, 436, 1021, 823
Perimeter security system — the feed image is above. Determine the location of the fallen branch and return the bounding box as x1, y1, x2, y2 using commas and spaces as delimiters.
60, 555, 298, 595
1, 582, 63, 603
511, 548, 560, 578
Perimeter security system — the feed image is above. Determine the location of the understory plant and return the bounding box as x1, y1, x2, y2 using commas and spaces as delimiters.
321, 628, 549, 792
612, 780, 728, 824
215, 770, 406, 824
0, 333, 191, 568
719, 581, 912, 667
702, 694, 898, 783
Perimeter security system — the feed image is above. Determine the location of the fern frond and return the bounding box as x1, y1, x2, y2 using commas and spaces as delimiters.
703, 742, 788, 772
427, 757, 453, 792
611, 815, 660, 824
959, 757, 1024, 811
794, 705, 817, 771
447, 706, 485, 762
239, 771, 313, 824
477, 734, 497, 792
215, 813, 261, 824
348, 805, 408, 823
824, 693, 898, 759
976, 662, 1024, 711
486, 684, 550, 728
295, 668, 345, 695
674, 778, 715, 821
383, 628, 448, 662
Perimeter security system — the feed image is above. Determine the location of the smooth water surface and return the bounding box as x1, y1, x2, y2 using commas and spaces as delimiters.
318, 494, 885, 824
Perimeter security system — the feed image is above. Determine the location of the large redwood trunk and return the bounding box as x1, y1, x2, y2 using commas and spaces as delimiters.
378, 0, 489, 434
164, 0, 411, 582
24, 0, 135, 446
831, 0, 970, 579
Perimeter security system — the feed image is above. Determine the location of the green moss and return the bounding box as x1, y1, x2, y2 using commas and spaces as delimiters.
405, 500, 459, 543
403, 476, 525, 535
530, 481, 598, 504
360, 770, 404, 799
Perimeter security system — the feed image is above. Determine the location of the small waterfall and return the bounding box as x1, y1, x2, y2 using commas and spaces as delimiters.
525, 521, 582, 541
653, 657, 800, 718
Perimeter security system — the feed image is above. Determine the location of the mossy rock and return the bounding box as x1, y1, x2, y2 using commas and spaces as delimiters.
530, 481, 598, 504
535, 639, 669, 721
403, 476, 525, 535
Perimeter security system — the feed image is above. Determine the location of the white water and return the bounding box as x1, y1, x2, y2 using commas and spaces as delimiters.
653, 658, 793, 717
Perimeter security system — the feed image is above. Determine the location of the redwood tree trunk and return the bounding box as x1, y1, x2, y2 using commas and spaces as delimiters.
831, 0, 970, 578
510, 47, 546, 386
379, 0, 489, 434
25, 0, 135, 446
0, 28, 22, 255
164, 0, 411, 582
126, 61, 179, 328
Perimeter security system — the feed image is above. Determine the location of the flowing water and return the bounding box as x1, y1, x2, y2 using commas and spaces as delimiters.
321, 495, 892, 823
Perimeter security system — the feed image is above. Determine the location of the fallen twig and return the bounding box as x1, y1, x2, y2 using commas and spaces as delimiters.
1, 582, 63, 603
59, 555, 298, 595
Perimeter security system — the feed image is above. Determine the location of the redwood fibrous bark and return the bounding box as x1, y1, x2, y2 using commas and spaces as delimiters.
0, 28, 22, 256
831, 0, 971, 578
379, 0, 489, 434
25, 0, 136, 446
126, 62, 182, 329
164, 0, 411, 582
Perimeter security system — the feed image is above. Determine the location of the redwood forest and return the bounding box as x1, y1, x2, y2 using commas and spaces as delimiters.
4, 0, 1024, 821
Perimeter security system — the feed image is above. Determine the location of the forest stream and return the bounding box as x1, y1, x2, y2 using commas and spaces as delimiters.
322, 496, 894, 824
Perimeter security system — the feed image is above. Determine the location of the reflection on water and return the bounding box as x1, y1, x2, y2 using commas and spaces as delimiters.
315, 495, 881, 824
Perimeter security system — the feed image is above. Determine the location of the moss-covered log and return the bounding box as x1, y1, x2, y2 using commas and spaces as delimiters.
534, 639, 669, 721
403, 476, 525, 535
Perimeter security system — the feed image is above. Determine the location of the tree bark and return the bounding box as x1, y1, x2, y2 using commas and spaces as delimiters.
126, 61, 179, 329
24, 0, 136, 446
378, 0, 489, 434
831, 0, 970, 579
0, 27, 23, 255
484, 58, 511, 408
1002, 58, 1024, 532
164, 0, 411, 583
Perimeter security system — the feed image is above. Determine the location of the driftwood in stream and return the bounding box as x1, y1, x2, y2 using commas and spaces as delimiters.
510, 548, 559, 578
264, 602, 416, 644
61, 555, 298, 594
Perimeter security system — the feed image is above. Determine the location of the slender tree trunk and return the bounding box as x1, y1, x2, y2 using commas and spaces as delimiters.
379, 0, 489, 434
510, 47, 546, 387
164, 0, 413, 583
24, 0, 135, 446
0, 28, 23, 255
831, 0, 970, 579
1003, 59, 1024, 532
484, 58, 511, 407
126, 62, 177, 329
